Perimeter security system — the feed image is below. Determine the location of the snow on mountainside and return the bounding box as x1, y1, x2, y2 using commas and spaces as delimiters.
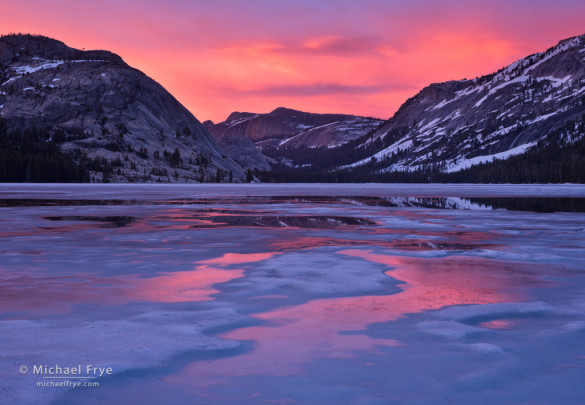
0, 34, 245, 182
340, 33, 585, 173
207, 107, 383, 149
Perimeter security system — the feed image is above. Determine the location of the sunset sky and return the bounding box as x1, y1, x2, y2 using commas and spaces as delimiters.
1, 0, 584, 122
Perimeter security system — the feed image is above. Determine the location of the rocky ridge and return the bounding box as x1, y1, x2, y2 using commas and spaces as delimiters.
340, 34, 585, 173
207, 107, 383, 149
0, 34, 245, 182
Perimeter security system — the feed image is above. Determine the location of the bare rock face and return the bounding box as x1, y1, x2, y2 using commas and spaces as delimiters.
0, 34, 245, 183
201, 120, 271, 171
341, 33, 585, 173
208, 107, 383, 149
215, 134, 273, 171
204, 107, 383, 171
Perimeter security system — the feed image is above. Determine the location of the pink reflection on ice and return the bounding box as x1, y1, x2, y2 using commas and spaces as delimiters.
480, 320, 515, 330
0, 252, 277, 314
338, 249, 535, 310
125, 252, 277, 302
0, 265, 244, 313
125, 265, 244, 303
174, 249, 545, 384
199, 252, 277, 265
268, 229, 497, 253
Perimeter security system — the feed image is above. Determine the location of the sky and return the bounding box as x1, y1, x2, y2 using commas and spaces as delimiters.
1, 0, 584, 122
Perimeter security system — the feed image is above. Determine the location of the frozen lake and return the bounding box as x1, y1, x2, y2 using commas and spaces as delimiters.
1, 184, 585, 404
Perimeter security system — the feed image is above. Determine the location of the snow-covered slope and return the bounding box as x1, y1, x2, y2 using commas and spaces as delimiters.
340, 34, 585, 173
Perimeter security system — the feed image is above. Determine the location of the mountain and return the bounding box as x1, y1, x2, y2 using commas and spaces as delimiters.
3, 33, 583, 184
258, 33, 585, 183
207, 107, 383, 149
0, 34, 245, 183
342, 33, 585, 173
204, 107, 383, 173
202, 120, 272, 171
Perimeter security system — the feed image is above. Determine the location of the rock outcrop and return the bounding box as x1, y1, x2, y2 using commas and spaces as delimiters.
0, 34, 245, 183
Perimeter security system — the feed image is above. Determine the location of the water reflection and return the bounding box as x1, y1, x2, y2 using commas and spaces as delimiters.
479, 320, 516, 329
43, 216, 136, 228
268, 233, 496, 252
190, 215, 376, 229
0, 251, 281, 315
2, 195, 585, 212
2, 191, 584, 405
174, 249, 546, 380
0, 266, 245, 313
200, 253, 278, 265
126, 265, 245, 303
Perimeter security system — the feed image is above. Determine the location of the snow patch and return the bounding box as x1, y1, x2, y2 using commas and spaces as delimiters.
13, 60, 64, 75
227, 114, 259, 128
474, 76, 530, 108
429, 98, 455, 111
528, 111, 560, 124
537, 75, 572, 88
446, 142, 537, 173
1, 77, 18, 86
340, 139, 414, 169
418, 118, 441, 133
526, 37, 582, 73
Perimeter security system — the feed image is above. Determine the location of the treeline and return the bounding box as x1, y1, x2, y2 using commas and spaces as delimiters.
432, 135, 585, 184
257, 163, 431, 183
2, 117, 583, 184
467, 197, 585, 213
0, 122, 88, 182
0, 120, 235, 183
259, 135, 585, 184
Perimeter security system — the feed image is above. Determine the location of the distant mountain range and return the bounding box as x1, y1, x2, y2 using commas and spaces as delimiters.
1, 33, 584, 183
205, 107, 383, 149
0, 34, 245, 183
203, 108, 383, 171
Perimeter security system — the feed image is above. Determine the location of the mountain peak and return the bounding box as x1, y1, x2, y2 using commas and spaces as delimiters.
270, 107, 300, 115
225, 111, 257, 122
0, 33, 125, 66
1, 33, 67, 48
207, 106, 383, 153
555, 32, 585, 47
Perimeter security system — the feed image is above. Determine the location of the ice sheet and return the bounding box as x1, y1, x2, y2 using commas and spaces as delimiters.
0, 185, 584, 404
2, 183, 585, 200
